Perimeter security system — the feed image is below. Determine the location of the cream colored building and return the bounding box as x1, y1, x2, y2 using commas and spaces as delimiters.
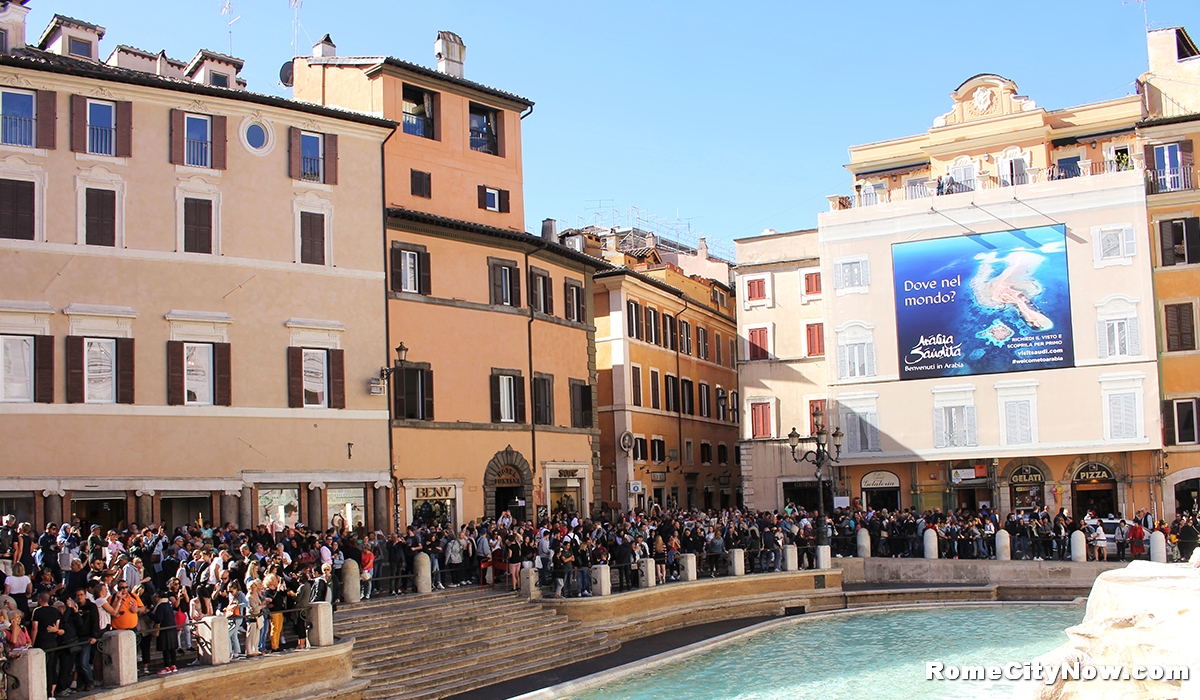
733, 228, 828, 513
0, 9, 395, 533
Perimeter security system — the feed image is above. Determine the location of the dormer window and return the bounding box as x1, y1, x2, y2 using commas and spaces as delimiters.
209, 72, 229, 88
185, 114, 211, 168
68, 37, 92, 59
87, 100, 115, 156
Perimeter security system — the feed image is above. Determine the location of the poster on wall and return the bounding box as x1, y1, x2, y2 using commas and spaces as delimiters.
892, 224, 1074, 380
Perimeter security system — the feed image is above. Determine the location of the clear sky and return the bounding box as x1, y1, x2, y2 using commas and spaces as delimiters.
32, 1, 1200, 253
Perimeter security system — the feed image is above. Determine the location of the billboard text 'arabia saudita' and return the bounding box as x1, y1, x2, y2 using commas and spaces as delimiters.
891, 225, 1075, 380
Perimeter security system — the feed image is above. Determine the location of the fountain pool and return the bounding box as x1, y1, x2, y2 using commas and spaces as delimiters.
559, 604, 1084, 700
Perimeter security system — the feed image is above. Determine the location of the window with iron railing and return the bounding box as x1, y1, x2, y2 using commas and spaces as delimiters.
300, 132, 323, 182
402, 112, 433, 139
469, 103, 498, 155
402, 85, 435, 139
185, 114, 211, 168
88, 100, 115, 156
1, 90, 34, 148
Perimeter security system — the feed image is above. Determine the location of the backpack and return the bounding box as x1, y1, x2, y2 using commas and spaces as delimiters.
446, 538, 463, 564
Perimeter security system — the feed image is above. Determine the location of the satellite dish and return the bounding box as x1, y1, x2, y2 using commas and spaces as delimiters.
619, 431, 634, 452
279, 61, 294, 87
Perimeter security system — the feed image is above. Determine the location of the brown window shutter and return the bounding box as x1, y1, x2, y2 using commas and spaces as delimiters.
514, 376, 526, 423
65, 335, 84, 403
327, 348, 345, 409
35, 91, 55, 150
509, 265, 521, 308
211, 115, 227, 170
69, 94, 86, 153
1181, 139, 1194, 168
166, 340, 184, 405
115, 337, 135, 404
392, 366, 407, 419
85, 188, 116, 247
423, 369, 434, 421
1144, 146, 1157, 173
477, 185, 488, 210
169, 109, 185, 164
288, 127, 301, 179
1160, 221, 1177, 266
390, 247, 404, 292
0, 179, 35, 240
499, 189, 510, 213
1187, 218, 1200, 264
213, 342, 232, 406
300, 212, 325, 265
418, 251, 431, 295
581, 384, 592, 428
115, 101, 133, 158
33, 335, 54, 403
323, 133, 337, 185
544, 277, 554, 316
1164, 401, 1177, 446
490, 374, 502, 423
287, 346, 304, 408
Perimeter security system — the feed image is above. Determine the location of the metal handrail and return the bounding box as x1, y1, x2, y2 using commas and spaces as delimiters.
0, 114, 33, 147
89, 125, 115, 156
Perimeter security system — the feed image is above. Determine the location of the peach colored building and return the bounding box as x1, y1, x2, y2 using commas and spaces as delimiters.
0, 9, 395, 533
292, 33, 604, 526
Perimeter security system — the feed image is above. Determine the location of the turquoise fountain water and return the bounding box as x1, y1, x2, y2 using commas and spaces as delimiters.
569, 605, 1084, 700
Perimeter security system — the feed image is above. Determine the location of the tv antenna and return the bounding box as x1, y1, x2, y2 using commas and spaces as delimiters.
1123, 0, 1152, 69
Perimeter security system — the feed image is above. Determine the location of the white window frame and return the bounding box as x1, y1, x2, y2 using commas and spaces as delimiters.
645, 307, 659, 345
995, 379, 1039, 447
632, 434, 647, 462
174, 176, 222, 255
0, 333, 34, 402
698, 382, 710, 418
998, 146, 1030, 187
650, 434, 666, 464
1091, 224, 1136, 268
1094, 294, 1142, 360
931, 385, 977, 449
399, 249, 420, 293
292, 191, 334, 267
499, 374, 516, 422
741, 273, 773, 309
301, 347, 328, 408
183, 341, 214, 406
1174, 398, 1199, 445
83, 336, 117, 404
832, 254, 870, 296
484, 187, 500, 212
74, 165, 126, 248
0, 88, 36, 150
835, 321, 876, 381
679, 320, 692, 355
1099, 372, 1145, 442
0, 156, 47, 242
300, 131, 324, 183
86, 99, 116, 156
184, 114, 212, 169
743, 322, 773, 362
799, 267, 822, 305
500, 266, 513, 306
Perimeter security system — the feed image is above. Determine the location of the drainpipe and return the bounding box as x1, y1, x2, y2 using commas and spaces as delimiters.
380, 126, 396, 533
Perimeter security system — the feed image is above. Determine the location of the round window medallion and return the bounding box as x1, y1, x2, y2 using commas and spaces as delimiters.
239, 117, 275, 156
246, 123, 267, 150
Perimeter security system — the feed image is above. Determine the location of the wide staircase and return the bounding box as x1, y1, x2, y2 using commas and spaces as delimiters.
335, 587, 618, 700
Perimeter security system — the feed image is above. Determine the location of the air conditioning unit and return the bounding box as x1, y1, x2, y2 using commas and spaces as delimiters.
628, 481, 644, 495
565, 235, 584, 252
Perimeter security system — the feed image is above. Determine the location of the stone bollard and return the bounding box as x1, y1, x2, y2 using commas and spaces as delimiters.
679, 553, 697, 581
8, 646, 46, 700
782, 544, 798, 571
995, 530, 1011, 561
857, 528, 871, 558
924, 528, 938, 559
521, 567, 542, 599
816, 544, 831, 570
590, 564, 611, 596
307, 601, 334, 647
1150, 530, 1167, 563
414, 553, 432, 594
341, 559, 362, 604
636, 557, 656, 588
728, 548, 746, 576
1070, 530, 1088, 563
99, 629, 138, 685
199, 615, 231, 665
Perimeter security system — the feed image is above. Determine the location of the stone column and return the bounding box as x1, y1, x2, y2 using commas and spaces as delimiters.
414, 552, 431, 594
521, 567, 542, 599
924, 528, 939, 559
636, 557, 656, 588
1150, 530, 1167, 563
856, 528, 871, 558
8, 646, 46, 700
679, 553, 697, 581
1070, 530, 1088, 563
199, 615, 230, 665
816, 545, 831, 570
995, 530, 1011, 561
308, 486, 324, 532
219, 493, 239, 529
99, 629, 138, 686
782, 544, 798, 571
373, 483, 391, 534
43, 491, 63, 525
307, 601, 333, 647
728, 548, 745, 576
239, 486, 253, 530
590, 564, 611, 596
341, 558, 362, 603
136, 493, 153, 526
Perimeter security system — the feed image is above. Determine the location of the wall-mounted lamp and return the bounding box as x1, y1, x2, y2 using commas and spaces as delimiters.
379, 342, 409, 382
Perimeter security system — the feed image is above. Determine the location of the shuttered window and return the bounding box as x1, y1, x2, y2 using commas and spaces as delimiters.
644, 307, 659, 345
84, 188, 116, 246
750, 402, 772, 439
697, 326, 708, 359
630, 366, 642, 407
806, 323, 825, 357
680, 378, 694, 415
391, 245, 431, 295
1165, 303, 1197, 352
679, 321, 692, 355
183, 197, 213, 254
715, 333, 723, 365
569, 379, 592, 429
1159, 218, 1200, 266
529, 269, 553, 314
1171, 399, 1198, 445
299, 211, 325, 265
804, 272, 822, 295
1108, 392, 1138, 439
489, 261, 520, 306
662, 314, 676, 350
745, 278, 766, 300
564, 281, 584, 323
394, 366, 434, 421
841, 409, 879, 453
532, 374, 554, 426
67, 336, 134, 404
837, 342, 876, 378
490, 371, 524, 423
0, 178, 34, 240
664, 375, 679, 412
167, 341, 231, 406
699, 382, 710, 417
626, 300, 642, 339
410, 169, 432, 198
477, 185, 510, 212
1097, 316, 1140, 358
287, 347, 344, 409
1004, 399, 1033, 445
933, 405, 978, 448
649, 369, 660, 410
747, 327, 769, 361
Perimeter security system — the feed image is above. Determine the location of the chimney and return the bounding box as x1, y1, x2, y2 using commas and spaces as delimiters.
434, 31, 465, 78
541, 218, 558, 241
697, 237, 709, 258
313, 33, 336, 58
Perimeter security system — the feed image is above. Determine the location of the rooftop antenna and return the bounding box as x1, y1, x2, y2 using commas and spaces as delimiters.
290, 0, 304, 57
1124, 0, 1151, 70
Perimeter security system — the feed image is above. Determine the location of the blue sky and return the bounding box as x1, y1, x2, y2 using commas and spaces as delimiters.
33, 1, 1200, 252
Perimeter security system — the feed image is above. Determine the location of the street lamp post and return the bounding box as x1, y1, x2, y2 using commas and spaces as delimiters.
786, 405, 844, 548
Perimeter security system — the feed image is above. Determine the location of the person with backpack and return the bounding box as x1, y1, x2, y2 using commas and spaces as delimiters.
445, 534, 463, 587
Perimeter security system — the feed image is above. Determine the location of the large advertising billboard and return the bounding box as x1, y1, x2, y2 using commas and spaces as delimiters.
892, 225, 1074, 380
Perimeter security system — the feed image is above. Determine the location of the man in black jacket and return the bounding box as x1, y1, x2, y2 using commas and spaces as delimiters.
75, 586, 101, 690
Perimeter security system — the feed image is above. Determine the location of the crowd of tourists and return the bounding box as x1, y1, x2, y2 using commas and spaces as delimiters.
1, 501, 1195, 698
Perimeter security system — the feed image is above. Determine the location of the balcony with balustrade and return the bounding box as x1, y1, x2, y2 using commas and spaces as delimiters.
185, 138, 211, 168
1, 114, 34, 148
88, 125, 115, 156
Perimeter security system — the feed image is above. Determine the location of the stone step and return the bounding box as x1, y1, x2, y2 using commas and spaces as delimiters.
335, 588, 516, 623
363, 635, 618, 700
354, 619, 590, 678
353, 608, 561, 655
337, 596, 530, 636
